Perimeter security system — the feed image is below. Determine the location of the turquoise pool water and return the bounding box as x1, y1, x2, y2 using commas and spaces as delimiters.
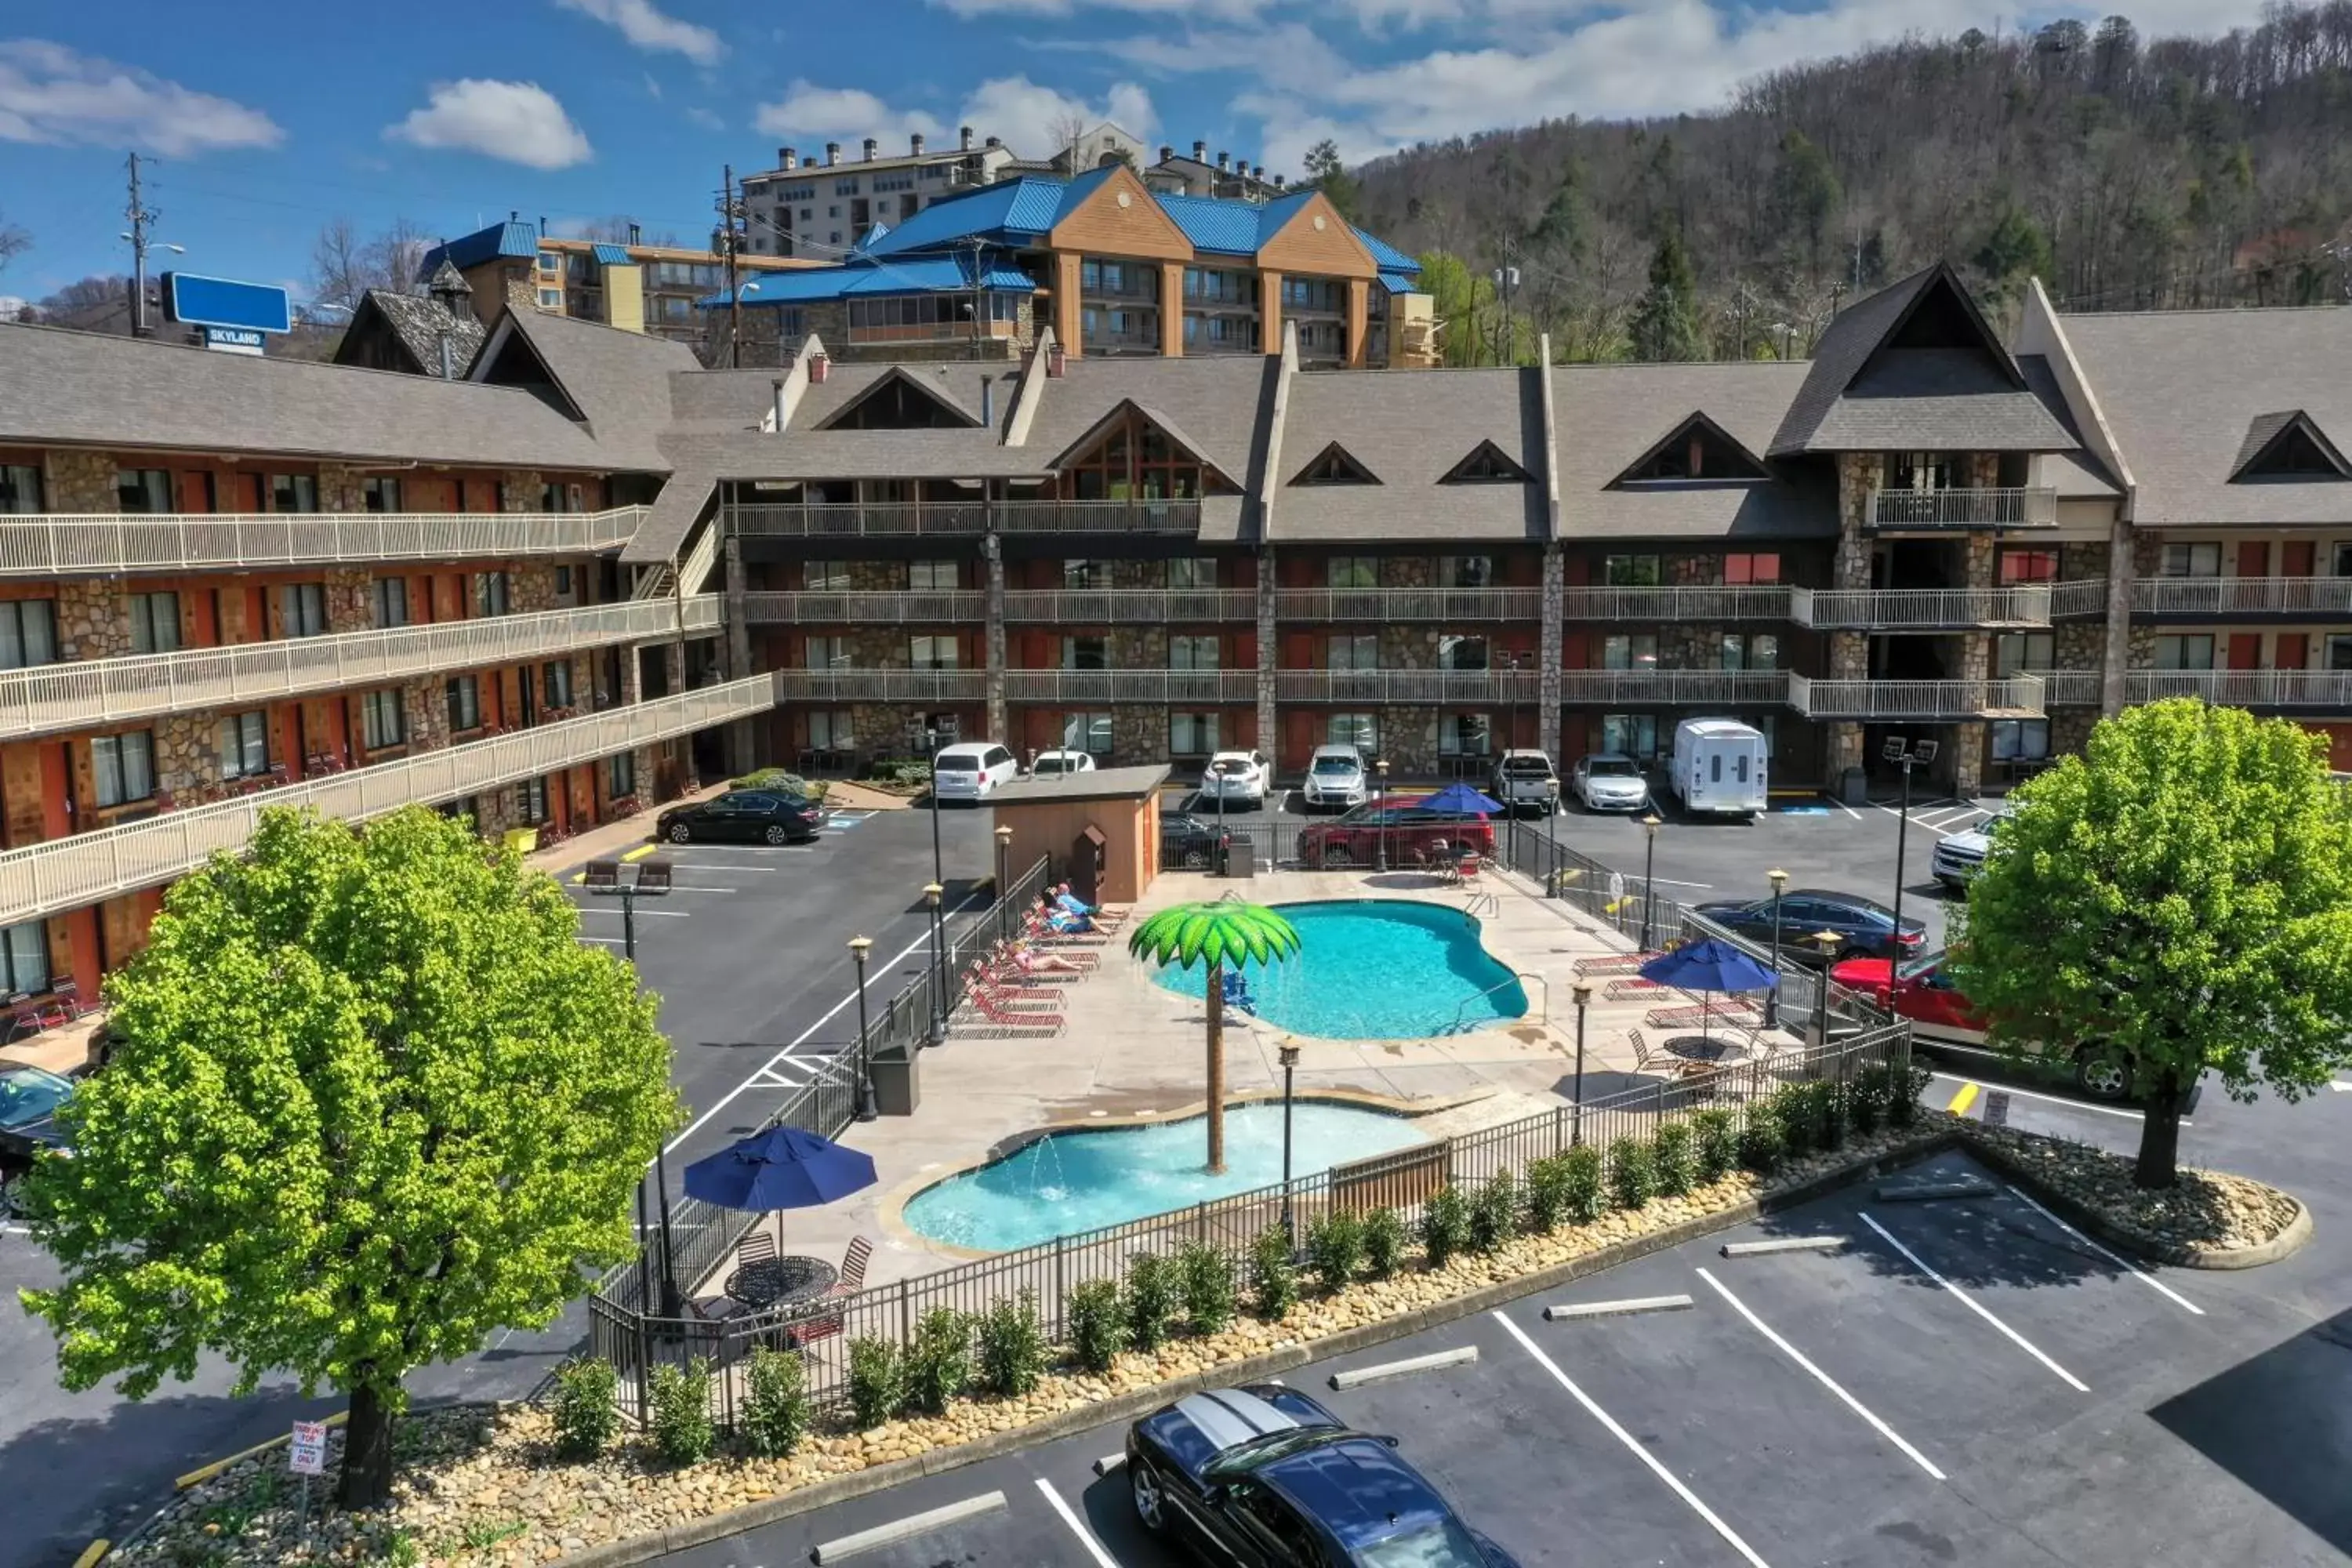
1151, 899, 1528, 1040
901, 1102, 1430, 1251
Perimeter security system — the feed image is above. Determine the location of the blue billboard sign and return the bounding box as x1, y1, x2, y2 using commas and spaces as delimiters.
161, 273, 292, 336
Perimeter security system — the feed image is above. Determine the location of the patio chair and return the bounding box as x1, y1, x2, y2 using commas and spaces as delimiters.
1573, 953, 1653, 977
735, 1228, 779, 1269
1603, 976, 1664, 1001
1627, 1027, 1714, 1084
1642, 997, 1762, 1030
828, 1236, 873, 1298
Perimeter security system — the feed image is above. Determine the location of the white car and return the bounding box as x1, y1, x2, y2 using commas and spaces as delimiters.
1572, 751, 1652, 812
932, 741, 1018, 803
1199, 750, 1271, 809
1301, 744, 1369, 811
1030, 749, 1098, 777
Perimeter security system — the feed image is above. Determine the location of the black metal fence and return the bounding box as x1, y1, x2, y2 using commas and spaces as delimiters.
586, 1020, 1912, 1427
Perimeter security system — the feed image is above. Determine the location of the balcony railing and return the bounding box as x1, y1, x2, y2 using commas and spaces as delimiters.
1004, 670, 1256, 705
0, 675, 775, 927
2040, 670, 2103, 705
1556, 586, 1795, 622
2049, 579, 2109, 619
724, 499, 1201, 537
1788, 674, 2046, 718
0, 596, 721, 742
2125, 669, 2352, 710
1274, 670, 1543, 704
1003, 590, 1257, 623
1275, 589, 1544, 622
773, 669, 986, 702
0, 506, 646, 578
741, 591, 985, 625
1863, 488, 2058, 530
992, 500, 1200, 535
1790, 586, 2052, 630
2130, 577, 2352, 618
1559, 670, 1793, 705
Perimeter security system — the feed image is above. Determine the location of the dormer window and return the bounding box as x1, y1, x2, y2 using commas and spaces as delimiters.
1614, 414, 1769, 485
1291, 442, 1381, 485
2231, 412, 2350, 481
1439, 441, 1529, 484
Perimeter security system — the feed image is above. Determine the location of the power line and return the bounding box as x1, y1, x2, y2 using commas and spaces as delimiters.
125, 153, 158, 338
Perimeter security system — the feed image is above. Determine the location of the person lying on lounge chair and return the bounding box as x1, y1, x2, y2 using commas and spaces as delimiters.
1052, 884, 1125, 924
996, 939, 1086, 977
1221, 969, 1257, 1013
1039, 895, 1094, 935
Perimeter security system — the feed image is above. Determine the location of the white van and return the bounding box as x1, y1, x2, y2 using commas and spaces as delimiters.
933, 741, 1018, 803
1668, 718, 1769, 818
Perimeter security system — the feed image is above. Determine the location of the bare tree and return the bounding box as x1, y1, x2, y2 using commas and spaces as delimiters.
1046, 112, 1089, 166
310, 216, 431, 314
0, 212, 28, 277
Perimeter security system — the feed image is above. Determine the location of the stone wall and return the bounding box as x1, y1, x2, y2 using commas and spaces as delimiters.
1111, 706, 1162, 762
2055, 619, 2105, 673
2049, 709, 2098, 755
1666, 554, 1721, 586
2131, 532, 2162, 579
153, 713, 218, 798
403, 677, 452, 753
501, 472, 546, 514
45, 448, 115, 513
848, 561, 900, 592
2125, 624, 2157, 669
1834, 452, 1877, 590
1377, 707, 1440, 775
325, 568, 373, 633
1661, 625, 1718, 670
1963, 533, 1996, 590
1379, 557, 1435, 589
2061, 541, 2110, 579
512, 564, 560, 615
1950, 721, 1986, 797
1964, 452, 2000, 488
317, 463, 365, 514
54, 579, 128, 661
1109, 626, 1167, 667
1378, 626, 1439, 670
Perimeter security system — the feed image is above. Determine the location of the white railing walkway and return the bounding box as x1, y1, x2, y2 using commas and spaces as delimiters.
0, 506, 647, 578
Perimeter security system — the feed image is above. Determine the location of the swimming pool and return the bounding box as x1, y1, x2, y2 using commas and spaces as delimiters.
900, 1102, 1430, 1251
1150, 899, 1527, 1039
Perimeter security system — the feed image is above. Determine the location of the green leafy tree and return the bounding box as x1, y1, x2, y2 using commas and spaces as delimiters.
1302, 139, 1361, 223
20, 807, 679, 1506
1127, 902, 1302, 1172
1628, 228, 1702, 362
1973, 201, 2053, 304
1950, 700, 2352, 1188
1415, 249, 1494, 368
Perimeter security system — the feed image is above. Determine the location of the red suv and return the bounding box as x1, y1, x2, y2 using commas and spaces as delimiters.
1296, 805, 1497, 869
1829, 951, 2134, 1100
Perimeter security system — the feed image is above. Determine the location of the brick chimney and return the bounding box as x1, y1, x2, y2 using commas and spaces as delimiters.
1047, 346, 1066, 378
809, 352, 830, 383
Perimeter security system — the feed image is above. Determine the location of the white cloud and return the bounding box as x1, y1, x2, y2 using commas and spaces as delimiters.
958, 74, 1156, 156
934, 0, 1261, 16
684, 105, 725, 130
385, 80, 593, 169
642, 72, 663, 100
753, 81, 943, 143
0, 38, 282, 154
552, 0, 721, 64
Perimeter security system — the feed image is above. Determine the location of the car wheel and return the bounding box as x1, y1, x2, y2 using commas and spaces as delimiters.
2074, 1047, 2132, 1102
667, 822, 691, 844
1321, 841, 1356, 869
1180, 847, 1208, 869
764, 825, 789, 845
1129, 1461, 1167, 1533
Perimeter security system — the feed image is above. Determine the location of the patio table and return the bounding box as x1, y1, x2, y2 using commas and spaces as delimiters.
1664, 1033, 1743, 1065
724, 1254, 838, 1310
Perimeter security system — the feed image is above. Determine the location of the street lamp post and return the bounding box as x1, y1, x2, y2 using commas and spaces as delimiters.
1375, 758, 1390, 872
1278, 1040, 1301, 1244
848, 935, 878, 1122
1638, 812, 1664, 950
652, 1144, 682, 1317
994, 823, 1014, 942
927, 742, 949, 1022
1766, 867, 1788, 1029
1570, 980, 1592, 1146
1809, 928, 1844, 1054
924, 883, 946, 1047
1882, 737, 1939, 977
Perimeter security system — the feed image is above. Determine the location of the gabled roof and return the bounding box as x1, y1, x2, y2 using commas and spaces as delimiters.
815, 366, 984, 430
416, 220, 540, 278
1278, 368, 1544, 543
334, 288, 485, 379
2230, 410, 2350, 480
1555, 361, 1832, 540
1609, 411, 1770, 486
1354, 227, 1420, 274
481, 310, 699, 470
1290, 441, 1381, 485
1043, 397, 1238, 488
709, 253, 1036, 309
857, 177, 1075, 258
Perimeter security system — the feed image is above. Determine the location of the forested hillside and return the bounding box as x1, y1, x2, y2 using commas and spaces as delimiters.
1343, 3, 2352, 364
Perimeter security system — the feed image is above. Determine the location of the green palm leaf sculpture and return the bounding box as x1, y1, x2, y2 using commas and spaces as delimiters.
1129, 902, 1304, 1173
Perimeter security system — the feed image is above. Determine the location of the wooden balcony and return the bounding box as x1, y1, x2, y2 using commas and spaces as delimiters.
1790, 586, 2052, 630
1276, 588, 1544, 622
741, 591, 985, 625
1003, 590, 1256, 623
1863, 488, 2058, 530
1556, 586, 1794, 621
1788, 674, 2046, 718
0, 506, 646, 578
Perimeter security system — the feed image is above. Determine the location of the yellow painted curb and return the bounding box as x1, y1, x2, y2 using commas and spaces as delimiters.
71, 1539, 109, 1568
621, 844, 659, 863
1945, 1080, 1980, 1116
173, 1410, 346, 1490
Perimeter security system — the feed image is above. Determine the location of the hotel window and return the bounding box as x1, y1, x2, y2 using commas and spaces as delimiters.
281, 583, 328, 638
114, 468, 170, 512
445, 674, 483, 733
1439, 713, 1492, 757
808, 710, 855, 750
1602, 554, 1661, 586
1061, 636, 1108, 670
1170, 713, 1220, 756
1995, 632, 2055, 676
1183, 315, 1260, 353
373, 577, 409, 628
1720, 633, 1778, 670
2, 920, 49, 995
1998, 548, 2059, 584
92, 731, 155, 807
218, 710, 270, 778
1438, 635, 1489, 671
2155, 634, 2216, 670
517, 777, 550, 825
1991, 720, 2051, 761
1280, 277, 1342, 311
128, 591, 180, 654
1602, 713, 1661, 759
1062, 559, 1112, 590
1170, 634, 1220, 670
606, 751, 636, 798
909, 635, 960, 670
0, 600, 59, 669
1327, 633, 1378, 670
1722, 553, 1780, 584
0, 463, 43, 513
1439, 556, 1494, 588
538, 289, 563, 310
805, 637, 848, 669
2161, 543, 2223, 578
1602, 633, 1658, 671
361, 688, 405, 750
538, 250, 561, 274
908, 559, 958, 590
476, 571, 512, 616
1326, 557, 1378, 588
544, 660, 575, 708
2333, 543, 2352, 576
362, 477, 401, 513
1062, 713, 1113, 755
1328, 713, 1377, 753
539, 484, 580, 514
1167, 557, 1218, 590
1888, 452, 1954, 490
2327, 635, 2352, 670
804, 560, 851, 590
270, 474, 318, 513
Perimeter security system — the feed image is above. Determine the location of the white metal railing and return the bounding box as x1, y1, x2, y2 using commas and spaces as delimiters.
773, 669, 986, 702
2130, 577, 2352, 618
1789, 586, 2052, 629
2041, 670, 2102, 705
0, 596, 720, 742
676, 521, 721, 596
724, 500, 1202, 537
0, 675, 774, 927
1558, 670, 1793, 705
1788, 673, 2046, 718
0, 506, 646, 577
1004, 590, 1257, 623
1004, 670, 1257, 704
742, 592, 985, 624
1274, 588, 1544, 622
2125, 669, 2352, 708
2049, 579, 2109, 619
1274, 669, 1544, 703
1555, 586, 1794, 621
1864, 488, 2059, 529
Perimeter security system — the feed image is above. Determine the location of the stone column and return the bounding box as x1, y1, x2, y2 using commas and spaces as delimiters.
1827, 452, 1878, 796
984, 533, 1007, 744
2100, 516, 2136, 718
721, 535, 756, 774
1255, 545, 1279, 762
1539, 544, 1563, 760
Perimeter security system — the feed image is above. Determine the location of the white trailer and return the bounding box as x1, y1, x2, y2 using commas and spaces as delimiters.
1668, 718, 1769, 818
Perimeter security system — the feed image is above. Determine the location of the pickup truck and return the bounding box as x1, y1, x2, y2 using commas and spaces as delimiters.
1828, 950, 2134, 1100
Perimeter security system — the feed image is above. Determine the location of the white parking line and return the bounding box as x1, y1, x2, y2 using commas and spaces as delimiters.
1871, 803, 1955, 838
1033, 1476, 1120, 1568
2001, 1185, 2203, 1316
575, 906, 692, 918
1493, 1311, 1772, 1568
1820, 793, 1863, 821
666, 863, 780, 873
1696, 1267, 1946, 1480
1858, 1212, 2089, 1391
2331, 1080, 2352, 1093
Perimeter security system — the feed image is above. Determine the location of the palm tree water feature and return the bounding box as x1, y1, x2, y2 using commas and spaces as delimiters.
1127, 900, 1305, 1174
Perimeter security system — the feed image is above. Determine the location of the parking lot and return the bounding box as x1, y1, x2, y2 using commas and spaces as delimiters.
662, 1139, 2352, 1568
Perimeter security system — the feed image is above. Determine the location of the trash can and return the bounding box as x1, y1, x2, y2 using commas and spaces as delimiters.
1221, 834, 1255, 879
502, 826, 540, 855
871, 1044, 920, 1116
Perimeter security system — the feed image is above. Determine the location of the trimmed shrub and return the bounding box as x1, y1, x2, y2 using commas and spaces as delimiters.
1468, 1170, 1518, 1254
976, 1290, 1048, 1399
1561, 1144, 1606, 1223
1419, 1186, 1472, 1269
1775, 1084, 1820, 1158
1065, 1279, 1126, 1374
550, 1356, 619, 1460
1691, 1109, 1739, 1181
1739, 1104, 1786, 1174
847, 1337, 904, 1428
1653, 1122, 1697, 1197
1362, 1208, 1408, 1279
647, 1359, 715, 1466
1608, 1137, 1657, 1210
905, 1307, 973, 1416
1818, 1079, 1852, 1149
1523, 1155, 1571, 1233
1174, 1242, 1236, 1337
1123, 1251, 1179, 1352
1249, 1226, 1298, 1320
1885, 1062, 1933, 1128
739, 1346, 813, 1458
1847, 1066, 1889, 1135
1306, 1209, 1365, 1292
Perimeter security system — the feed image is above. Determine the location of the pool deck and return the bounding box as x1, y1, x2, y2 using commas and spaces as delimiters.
696, 858, 1731, 1302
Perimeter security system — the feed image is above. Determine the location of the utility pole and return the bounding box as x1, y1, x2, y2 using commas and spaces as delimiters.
1490, 248, 1520, 366
125, 153, 159, 338
714, 165, 745, 368
967, 237, 987, 359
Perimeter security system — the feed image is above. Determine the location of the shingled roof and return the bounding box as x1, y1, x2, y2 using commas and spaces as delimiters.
1277, 368, 1545, 543
339, 288, 486, 379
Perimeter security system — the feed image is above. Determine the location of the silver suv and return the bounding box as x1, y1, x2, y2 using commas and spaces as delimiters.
1301, 744, 1370, 811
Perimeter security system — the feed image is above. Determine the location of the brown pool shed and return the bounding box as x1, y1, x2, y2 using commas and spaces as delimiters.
989, 764, 1170, 908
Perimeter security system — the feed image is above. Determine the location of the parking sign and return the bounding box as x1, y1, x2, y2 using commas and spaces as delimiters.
288, 1421, 328, 1476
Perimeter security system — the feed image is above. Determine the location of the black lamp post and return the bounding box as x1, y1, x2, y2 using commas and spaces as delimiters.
652, 1143, 682, 1317
1278, 1039, 1301, 1244
848, 935, 877, 1122
1638, 811, 1663, 949
924, 882, 946, 1047
1375, 758, 1390, 872
994, 823, 1014, 942
1809, 928, 1843, 1052
927, 732, 949, 1010
1570, 980, 1592, 1146
1766, 867, 1788, 1029
1882, 736, 1939, 975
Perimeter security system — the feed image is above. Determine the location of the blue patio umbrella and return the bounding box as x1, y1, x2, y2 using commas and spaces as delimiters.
1420, 781, 1505, 816
684, 1124, 877, 1213
1638, 938, 1778, 1040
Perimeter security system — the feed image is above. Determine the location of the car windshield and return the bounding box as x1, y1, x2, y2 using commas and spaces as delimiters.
934, 757, 977, 774
1351, 1516, 1489, 1568
1213, 758, 1252, 775
1501, 757, 1551, 776
1896, 950, 1947, 982
1202, 1428, 1338, 1479
0, 1066, 73, 1130
1587, 757, 1641, 778
1035, 757, 1073, 774
1312, 756, 1359, 775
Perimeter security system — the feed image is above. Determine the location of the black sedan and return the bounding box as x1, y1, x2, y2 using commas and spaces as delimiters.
655, 789, 822, 846
0, 1062, 73, 1165
1126, 1383, 1519, 1566
1161, 811, 1229, 869
1695, 887, 1929, 964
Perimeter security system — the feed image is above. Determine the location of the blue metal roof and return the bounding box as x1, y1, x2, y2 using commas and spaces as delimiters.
1254, 191, 1318, 247
698, 254, 1036, 309
416, 220, 541, 278
590, 242, 633, 265
1377, 270, 1423, 295
1355, 226, 1420, 274
1154, 193, 1260, 256
861, 180, 1058, 258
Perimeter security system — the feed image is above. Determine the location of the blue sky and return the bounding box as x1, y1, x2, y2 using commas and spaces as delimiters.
0, 0, 2257, 307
